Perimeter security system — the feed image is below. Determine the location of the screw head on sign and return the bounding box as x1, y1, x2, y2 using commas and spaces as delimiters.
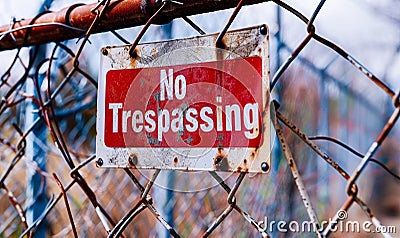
260, 25, 267, 35
97, 158, 104, 167
261, 162, 269, 172
101, 48, 108, 56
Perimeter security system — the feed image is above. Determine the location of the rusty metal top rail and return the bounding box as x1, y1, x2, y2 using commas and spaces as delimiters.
0, 0, 266, 51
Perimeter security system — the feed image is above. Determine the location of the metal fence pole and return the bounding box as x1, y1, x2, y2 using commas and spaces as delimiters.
25, 2, 54, 237
25, 47, 48, 238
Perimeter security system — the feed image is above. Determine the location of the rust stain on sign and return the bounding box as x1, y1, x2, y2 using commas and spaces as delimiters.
97, 25, 272, 173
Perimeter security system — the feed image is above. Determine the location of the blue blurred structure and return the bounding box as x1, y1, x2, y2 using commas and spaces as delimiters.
25, 1, 54, 237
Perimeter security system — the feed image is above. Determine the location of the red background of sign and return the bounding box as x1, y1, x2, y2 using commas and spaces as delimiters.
104, 56, 263, 148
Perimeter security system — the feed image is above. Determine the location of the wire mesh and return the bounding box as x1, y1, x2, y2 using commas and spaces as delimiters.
0, 0, 399, 237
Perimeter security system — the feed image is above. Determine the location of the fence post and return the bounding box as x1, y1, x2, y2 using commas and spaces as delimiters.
25, 47, 48, 237
25, 2, 54, 236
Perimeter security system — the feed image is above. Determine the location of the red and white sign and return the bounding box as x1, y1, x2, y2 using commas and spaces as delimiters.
97, 25, 271, 172
105, 57, 262, 148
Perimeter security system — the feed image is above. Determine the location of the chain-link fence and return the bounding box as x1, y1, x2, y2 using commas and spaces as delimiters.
0, 0, 399, 237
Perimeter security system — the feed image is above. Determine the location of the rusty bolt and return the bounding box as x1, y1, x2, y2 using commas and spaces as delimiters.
261, 162, 269, 172
101, 48, 108, 56
97, 158, 104, 167
129, 154, 138, 166
260, 25, 267, 35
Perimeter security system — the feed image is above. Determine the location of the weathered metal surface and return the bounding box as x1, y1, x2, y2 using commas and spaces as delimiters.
0, 0, 267, 51
275, 110, 350, 180
97, 25, 271, 172
274, 115, 321, 237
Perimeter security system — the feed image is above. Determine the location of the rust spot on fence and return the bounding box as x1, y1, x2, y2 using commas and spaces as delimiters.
250, 146, 259, 161
128, 153, 138, 167
130, 48, 140, 61
288, 159, 294, 168
236, 158, 249, 172
235, 166, 249, 173
216, 37, 227, 49
214, 148, 230, 171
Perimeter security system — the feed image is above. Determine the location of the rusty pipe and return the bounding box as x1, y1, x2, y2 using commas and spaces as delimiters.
0, 0, 267, 51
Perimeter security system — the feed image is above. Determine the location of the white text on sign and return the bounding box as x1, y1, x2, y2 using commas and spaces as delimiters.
108, 68, 260, 142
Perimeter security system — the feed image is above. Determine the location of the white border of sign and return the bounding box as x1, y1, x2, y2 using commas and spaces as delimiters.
96, 25, 271, 173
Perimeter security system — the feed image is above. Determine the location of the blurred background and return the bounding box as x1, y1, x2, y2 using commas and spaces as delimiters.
0, 0, 399, 237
